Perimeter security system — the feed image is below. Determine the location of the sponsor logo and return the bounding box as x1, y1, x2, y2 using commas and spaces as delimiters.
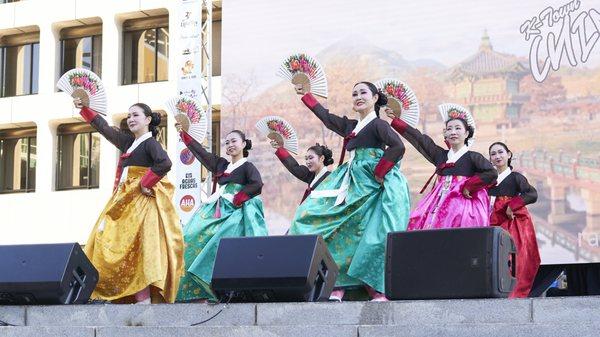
180, 195, 196, 212
180, 148, 195, 165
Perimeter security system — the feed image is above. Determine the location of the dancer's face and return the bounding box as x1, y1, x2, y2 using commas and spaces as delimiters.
225, 132, 245, 158
127, 105, 151, 135
352, 83, 377, 114
489, 144, 511, 169
444, 119, 468, 147
305, 149, 323, 173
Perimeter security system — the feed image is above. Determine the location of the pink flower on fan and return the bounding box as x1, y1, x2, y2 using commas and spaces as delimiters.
382, 82, 414, 111
299, 59, 309, 71
301, 57, 317, 77
267, 120, 291, 138
69, 73, 99, 95
448, 109, 467, 120
86, 83, 97, 95
287, 54, 317, 79
178, 98, 201, 123
187, 104, 196, 116
188, 110, 200, 123
394, 86, 404, 98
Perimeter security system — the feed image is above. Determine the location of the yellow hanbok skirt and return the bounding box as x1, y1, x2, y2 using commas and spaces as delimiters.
84, 166, 184, 303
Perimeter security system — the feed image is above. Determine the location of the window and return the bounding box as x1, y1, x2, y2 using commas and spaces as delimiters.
61, 24, 102, 76
119, 112, 168, 149
0, 127, 36, 193
0, 40, 39, 97
56, 123, 100, 190
123, 15, 169, 85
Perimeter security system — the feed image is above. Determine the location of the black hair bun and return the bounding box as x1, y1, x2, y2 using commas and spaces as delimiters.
322, 146, 334, 166
376, 90, 388, 107
150, 112, 161, 127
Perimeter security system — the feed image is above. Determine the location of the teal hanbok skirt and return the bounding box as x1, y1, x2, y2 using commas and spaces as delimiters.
176, 183, 268, 301
289, 148, 410, 293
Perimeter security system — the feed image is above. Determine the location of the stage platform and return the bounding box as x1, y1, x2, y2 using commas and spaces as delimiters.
1, 296, 599, 337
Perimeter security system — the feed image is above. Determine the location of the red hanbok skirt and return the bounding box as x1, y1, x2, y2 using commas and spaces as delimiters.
490, 196, 540, 298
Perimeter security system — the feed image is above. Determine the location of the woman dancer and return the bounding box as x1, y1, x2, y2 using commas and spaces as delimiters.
176, 126, 268, 302
76, 99, 184, 304
387, 105, 497, 230
271, 142, 333, 204
489, 142, 540, 298
289, 82, 411, 301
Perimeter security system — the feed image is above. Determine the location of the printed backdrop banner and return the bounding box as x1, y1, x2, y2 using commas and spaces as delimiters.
221, 0, 600, 264
175, 0, 204, 224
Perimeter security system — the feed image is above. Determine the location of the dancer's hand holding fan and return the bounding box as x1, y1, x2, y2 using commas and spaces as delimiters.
255, 116, 299, 155
375, 78, 420, 128
57, 68, 107, 115
277, 53, 328, 98
165, 95, 208, 144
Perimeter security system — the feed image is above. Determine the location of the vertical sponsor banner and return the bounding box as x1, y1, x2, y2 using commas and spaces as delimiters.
176, 0, 204, 224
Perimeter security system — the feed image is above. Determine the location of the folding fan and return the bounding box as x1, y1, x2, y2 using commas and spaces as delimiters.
438, 103, 476, 146
57, 68, 107, 115
374, 78, 420, 127
277, 53, 328, 98
165, 95, 208, 143
255, 116, 299, 155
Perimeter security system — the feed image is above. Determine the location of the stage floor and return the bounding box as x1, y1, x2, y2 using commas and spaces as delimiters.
1, 296, 599, 336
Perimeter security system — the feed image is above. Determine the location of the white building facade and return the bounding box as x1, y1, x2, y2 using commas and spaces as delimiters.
0, 0, 222, 244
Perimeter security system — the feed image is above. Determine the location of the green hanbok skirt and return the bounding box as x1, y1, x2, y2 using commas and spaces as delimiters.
176, 183, 268, 301
289, 148, 410, 293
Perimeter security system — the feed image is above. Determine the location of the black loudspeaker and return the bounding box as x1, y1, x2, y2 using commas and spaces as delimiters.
211, 235, 338, 302
0, 243, 98, 305
385, 227, 516, 299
